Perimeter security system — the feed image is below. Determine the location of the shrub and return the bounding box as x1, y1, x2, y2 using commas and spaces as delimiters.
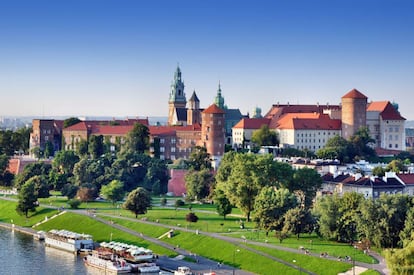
67, 199, 81, 209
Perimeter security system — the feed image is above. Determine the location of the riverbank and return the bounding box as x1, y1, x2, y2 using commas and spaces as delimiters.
0, 221, 37, 237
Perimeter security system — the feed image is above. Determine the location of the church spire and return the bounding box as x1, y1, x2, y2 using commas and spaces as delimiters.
214, 81, 225, 109
169, 65, 186, 104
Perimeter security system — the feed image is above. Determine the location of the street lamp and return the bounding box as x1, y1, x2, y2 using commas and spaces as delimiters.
293, 259, 301, 274
232, 249, 240, 275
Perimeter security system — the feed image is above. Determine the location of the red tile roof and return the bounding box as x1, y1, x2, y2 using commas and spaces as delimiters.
277, 113, 341, 130
203, 104, 225, 114
149, 126, 177, 136
367, 101, 405, 120
342, 89, 368, 99
367, 101, 389, 112
64, 121, 89, 131
92, 125, 134, 136
232, 118, 271, 129
397, 174, 414, 185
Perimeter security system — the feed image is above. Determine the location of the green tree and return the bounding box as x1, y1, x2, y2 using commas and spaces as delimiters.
123, 187, 151, 218
349, 126, 376, 160
214, 189, 232, 219
358, 194, 409, 248
400, 206, 414, 247
76, 139, 89, 157
313, 194, 341, 240
185, 169, 214, 201
100, 180, 125, 205
252, 187, 297, 234
14, 162, 52, 190
282, 207, 313, 239
316, 135, 351, 163
44, 141, 54, 158
386, 159, 406, 173
145, 158, 169, 195
28, 175, 50, 198
186, 146, 212, 171
251, 124, 279, 147
61, 183, 79, 199
216, 153, 279, 221
290, 167, 322, 209
0, 154, 14, 186
386, 237, 414, 275
123, 123, 150, 154
16, 180, 38, 217
52, 150, 79, 174
372, 166, 386, 177
112, 151, 150, 191
88, 135, 104, 159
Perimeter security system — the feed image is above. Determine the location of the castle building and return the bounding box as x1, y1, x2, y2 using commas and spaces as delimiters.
237, 89, 406, 154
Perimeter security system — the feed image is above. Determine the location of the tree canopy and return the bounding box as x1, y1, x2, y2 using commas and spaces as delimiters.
251, 125, 279, 147
123, 187, 152, 218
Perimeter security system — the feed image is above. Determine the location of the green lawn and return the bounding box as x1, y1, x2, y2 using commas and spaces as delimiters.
35, 212, 175, 257
0, 197, 381, 274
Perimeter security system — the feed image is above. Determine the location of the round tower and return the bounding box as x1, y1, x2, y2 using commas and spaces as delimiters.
341, 89, 367, 140
201, 104, 225, 169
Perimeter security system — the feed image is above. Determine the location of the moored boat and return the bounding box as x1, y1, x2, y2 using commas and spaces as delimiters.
130, 262, 160, 273
83, 250, 132, 274
98, 241, 155, 263
44, 229, 94, 254
174, 266, 193, 275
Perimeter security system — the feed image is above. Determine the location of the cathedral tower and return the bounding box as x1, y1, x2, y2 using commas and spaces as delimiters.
168, 65, 186, 125
187, 90, 201, 125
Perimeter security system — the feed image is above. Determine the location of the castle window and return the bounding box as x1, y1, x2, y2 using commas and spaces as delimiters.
171, 147, 176, 153
160, 138, 165, 144
171, 138, 176, 144
395, 144, 399, 148
160, 147, 165, 152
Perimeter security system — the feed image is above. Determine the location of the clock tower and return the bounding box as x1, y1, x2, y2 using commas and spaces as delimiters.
168, 65, 187, 125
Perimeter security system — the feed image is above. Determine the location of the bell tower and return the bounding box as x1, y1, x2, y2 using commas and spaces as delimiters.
168, 65, 187, 125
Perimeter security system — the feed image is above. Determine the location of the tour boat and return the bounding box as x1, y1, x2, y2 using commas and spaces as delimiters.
83, 250, 132, 274
98, 241, 155, 263
174, 266, 193, 275
129, 262, 160, 273
44, 229, 94, 254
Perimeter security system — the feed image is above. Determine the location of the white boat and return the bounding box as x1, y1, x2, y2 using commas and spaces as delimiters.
44, 229, 94, 254
174, 266, 193, 275
99, 241, 155, 263
83, 251, 132, 274
130, 262, 160, 273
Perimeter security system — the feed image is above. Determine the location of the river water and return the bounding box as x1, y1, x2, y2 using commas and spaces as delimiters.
1, 227, 90, 275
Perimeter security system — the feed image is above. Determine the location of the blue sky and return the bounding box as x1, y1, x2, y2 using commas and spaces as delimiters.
1, 0, 414, 120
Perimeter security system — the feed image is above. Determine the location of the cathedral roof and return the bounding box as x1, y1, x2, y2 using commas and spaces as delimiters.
189, 91, 199, 102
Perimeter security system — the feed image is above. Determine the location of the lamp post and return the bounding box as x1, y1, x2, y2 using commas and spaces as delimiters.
293, 259, 301, 274
232, 249, 240, 275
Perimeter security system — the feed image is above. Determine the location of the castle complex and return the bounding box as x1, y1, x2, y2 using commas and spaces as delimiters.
233, 88, 406, 154
30, 66, 407, 168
